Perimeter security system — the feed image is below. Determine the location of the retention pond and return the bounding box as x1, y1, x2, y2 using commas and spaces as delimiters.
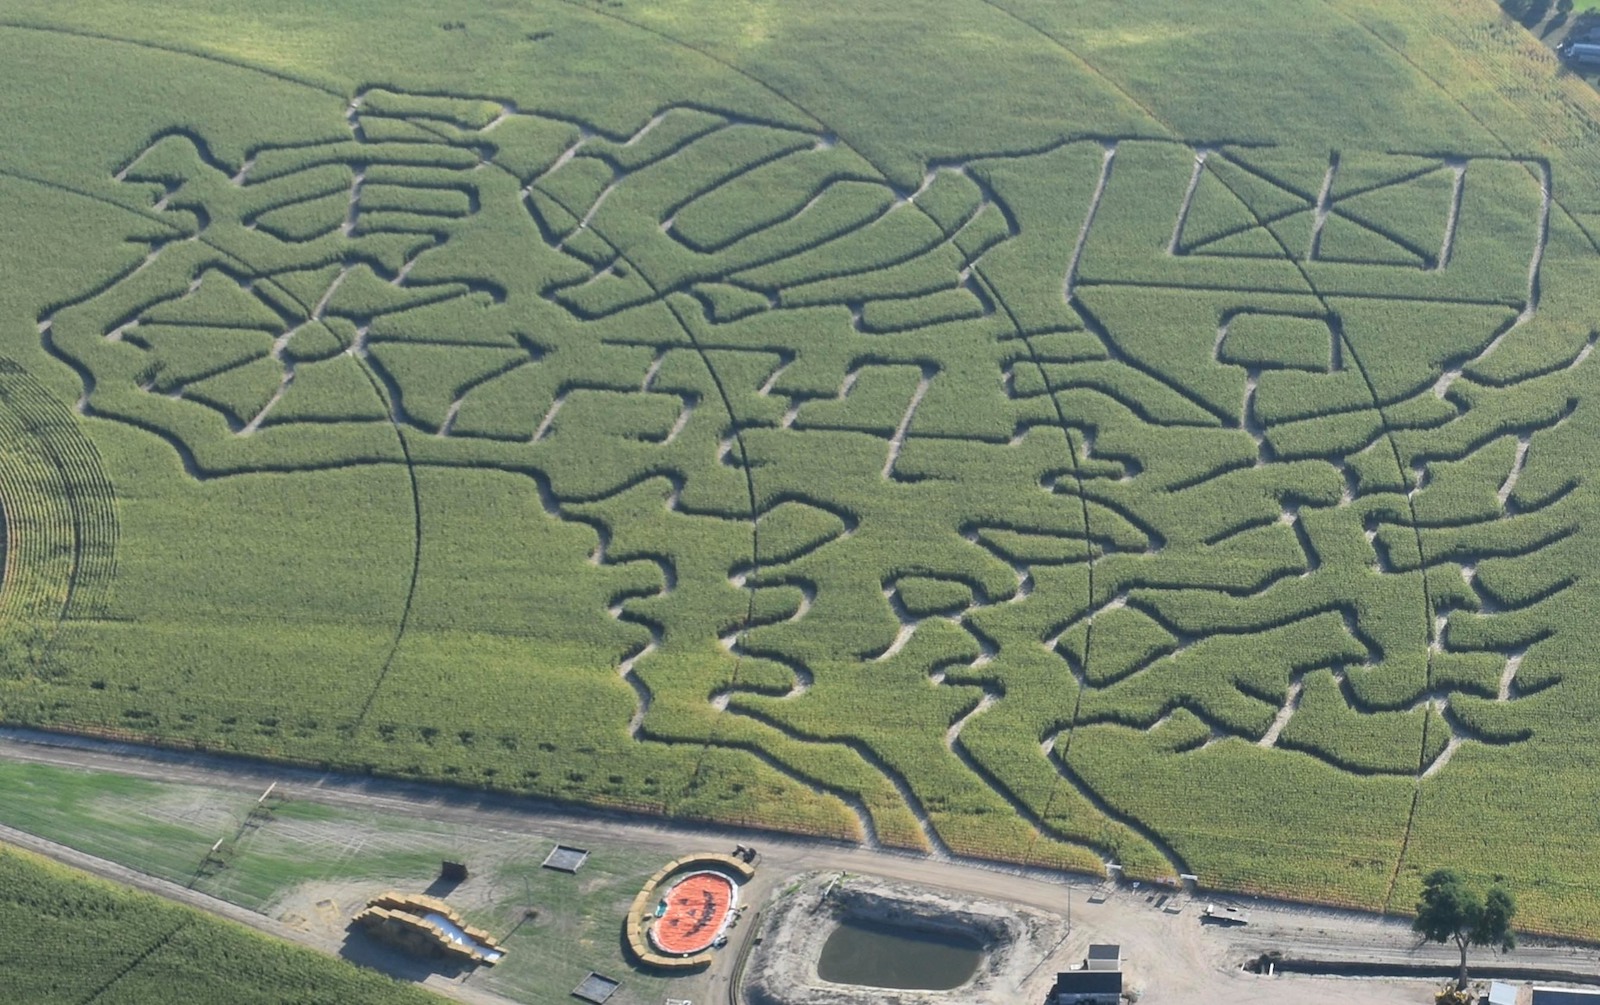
816, 917, 982, 990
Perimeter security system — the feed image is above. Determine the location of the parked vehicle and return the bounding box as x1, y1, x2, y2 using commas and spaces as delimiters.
1202, 903, 1250, 926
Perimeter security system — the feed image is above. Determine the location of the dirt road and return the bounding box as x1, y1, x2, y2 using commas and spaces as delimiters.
1, 726, 1592, 1003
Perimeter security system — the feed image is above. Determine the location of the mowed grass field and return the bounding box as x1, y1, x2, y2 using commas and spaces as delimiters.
0, 760, 681, 1004
1, 0, 1600, 936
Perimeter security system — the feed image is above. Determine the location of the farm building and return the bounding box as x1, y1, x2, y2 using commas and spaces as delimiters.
1561, 41, 1600, 66
1085, 944, 1121, 971
1532, 988, 1600, 1005
1045, 970, 1122, 1004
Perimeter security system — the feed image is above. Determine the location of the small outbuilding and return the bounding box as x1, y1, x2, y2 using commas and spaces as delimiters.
440, 860, 468, 882
1047, 970, 1122, 1004
1487, 982, 1520, 1005
1085, 944, 1121, 972
1487, 982, 1521, 1005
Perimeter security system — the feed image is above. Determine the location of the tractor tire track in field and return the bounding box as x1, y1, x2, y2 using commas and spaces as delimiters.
12, 12, 1584, 905
15, 111, 877, 849
0, 359, 121, 654
1040, 723, 1193, 878
0, 183, 145, 671
964, 154, 1189, 879
409, 108, 901, 845
799, 0, 1560, 895
461, 118, 770, 788
1189, 150, 1555, 912
5, 158, 424, 738
924, 0, 1519, 902
1310, 0, 1600, 258
539, 0, 1179, 873
480, 95, 1130, 852
1380, 155, 1555, 911
307, 106, 438, 733
75, 920, 192, 1005
345, 351, 426, 732
371, 10, 1170, 873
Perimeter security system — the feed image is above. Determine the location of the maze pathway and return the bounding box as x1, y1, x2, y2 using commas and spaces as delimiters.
28, 74, 1600, 917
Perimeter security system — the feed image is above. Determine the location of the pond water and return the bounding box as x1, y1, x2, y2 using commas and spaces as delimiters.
816, 917, 983, 990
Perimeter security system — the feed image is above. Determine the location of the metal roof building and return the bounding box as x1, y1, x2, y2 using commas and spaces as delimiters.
1047, 970, 1122, 1004
1487, 982, 1519, 1005
1533, 988, 1600, 1005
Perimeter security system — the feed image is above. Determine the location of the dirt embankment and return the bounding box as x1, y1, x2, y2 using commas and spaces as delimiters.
744, 873, 1068, 1005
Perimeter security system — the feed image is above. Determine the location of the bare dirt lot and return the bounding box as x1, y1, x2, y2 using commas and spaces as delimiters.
716, 852, 1437, 1005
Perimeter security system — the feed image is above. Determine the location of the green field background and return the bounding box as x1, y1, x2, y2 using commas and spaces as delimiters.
2, 0, 1600, 937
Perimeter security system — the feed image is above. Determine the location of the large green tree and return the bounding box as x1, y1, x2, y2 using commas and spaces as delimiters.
1414, 869, 1516, 989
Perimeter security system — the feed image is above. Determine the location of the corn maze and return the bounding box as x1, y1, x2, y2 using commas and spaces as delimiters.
4, 0, 1600, 938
